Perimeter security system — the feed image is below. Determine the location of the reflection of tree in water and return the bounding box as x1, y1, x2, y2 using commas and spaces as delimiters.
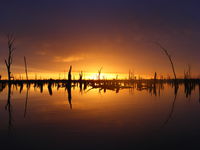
0, 83, 6, 93
24, 84, 29, 118
1, 79, 199, 114
48, 81, 53, 96
162, 83, 179, 127
184, 79, 196, 99
66, 66, 72, 109
66, 83, 72, 109
19, 82, 23, 93
5, 83, 13, 132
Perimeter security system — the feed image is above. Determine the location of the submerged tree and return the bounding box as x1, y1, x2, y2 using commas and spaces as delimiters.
5, 34, 15, 81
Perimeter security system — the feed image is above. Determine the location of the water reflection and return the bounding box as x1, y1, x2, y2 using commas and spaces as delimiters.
66, 82, 72, 109
1, 80, 200, 100
1, 79, 200, 149
48, 81, 53, 96
162, 83, 179, 126
1, 80, 199, 113
24, 84, 29, 118
5, 83, 13, 132
1, 80, 200, 127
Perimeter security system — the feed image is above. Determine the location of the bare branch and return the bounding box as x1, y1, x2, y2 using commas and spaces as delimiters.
154, 42, 177, 80
5, 59, 8, 67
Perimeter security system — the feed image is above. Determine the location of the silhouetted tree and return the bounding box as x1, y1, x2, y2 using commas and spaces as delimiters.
155, 42, 177, 80
5, 34, 15, 81
98, 67, 103, 80
24, 56, 29, 81
68, 65, 72, 81
154, 72, 157, 80
79, 71, 83, 81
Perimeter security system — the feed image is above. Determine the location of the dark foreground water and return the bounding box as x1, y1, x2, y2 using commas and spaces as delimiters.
0, 82, 200, 149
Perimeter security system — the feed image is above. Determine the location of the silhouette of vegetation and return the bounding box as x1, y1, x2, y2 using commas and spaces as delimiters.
24, 84, 29, 118
98, 67, 103, 80
154, 42, 177, 81
68, 65, 72, 81
154, 72, 157, 80
67, 83, 72, 109
5, 83, 13, 132
48, 80, 53, 95
24, 56, 29, 81
0, 82, 6, 92
5, 34, 15, 82
162, 84, 179, 127
79, 71, 83, 81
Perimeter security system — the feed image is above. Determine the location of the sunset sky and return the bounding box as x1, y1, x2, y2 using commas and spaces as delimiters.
0, 0, 200, 79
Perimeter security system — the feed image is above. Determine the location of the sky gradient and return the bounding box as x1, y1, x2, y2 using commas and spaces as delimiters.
0, 0, 200, 79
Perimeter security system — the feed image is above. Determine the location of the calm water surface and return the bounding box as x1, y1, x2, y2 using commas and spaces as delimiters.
0, 83, 200, 149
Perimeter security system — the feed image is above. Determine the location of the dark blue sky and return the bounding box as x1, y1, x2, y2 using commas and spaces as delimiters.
0, 0, 200, 78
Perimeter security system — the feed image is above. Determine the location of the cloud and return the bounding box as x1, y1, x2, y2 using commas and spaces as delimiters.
54, 56, 84, 63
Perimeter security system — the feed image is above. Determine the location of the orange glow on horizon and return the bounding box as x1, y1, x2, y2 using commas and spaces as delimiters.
6, 72, 152, 80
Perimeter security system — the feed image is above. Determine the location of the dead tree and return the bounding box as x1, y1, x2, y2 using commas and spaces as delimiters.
68, 65, 72, 81
79, 71, 83, 81
154, 72, 157, 80
98, 67, 103, 80
5, 34, 15, 81
154, 42, 177, 80
24, 56, 29, 81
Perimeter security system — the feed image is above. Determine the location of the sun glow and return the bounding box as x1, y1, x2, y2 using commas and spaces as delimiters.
12, 72, 130, 80
5, 71, 154, 80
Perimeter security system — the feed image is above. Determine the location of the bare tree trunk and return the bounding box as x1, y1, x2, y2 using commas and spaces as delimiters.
154, 72, 157, 80
79, 71, 83, 81
68, 65, 72, 82
24, 56, 28, 81
5, 34, 15, 82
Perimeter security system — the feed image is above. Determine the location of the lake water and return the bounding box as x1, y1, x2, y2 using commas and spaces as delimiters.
0, 82, 200, 149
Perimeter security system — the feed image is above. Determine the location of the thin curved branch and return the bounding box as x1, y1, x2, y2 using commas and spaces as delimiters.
154, 42, 177, 80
